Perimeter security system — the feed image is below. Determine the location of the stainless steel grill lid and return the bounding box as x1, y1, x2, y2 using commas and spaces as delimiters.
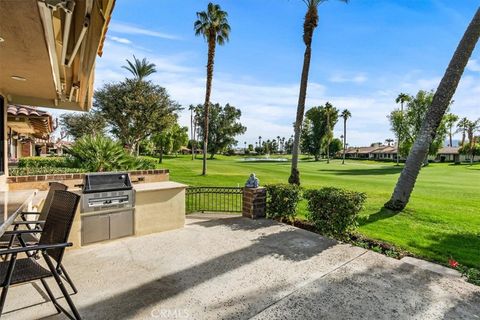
82, 172, 133, 193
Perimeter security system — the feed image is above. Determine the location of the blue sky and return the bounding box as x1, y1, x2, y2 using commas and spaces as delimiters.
89, 0, 480, 146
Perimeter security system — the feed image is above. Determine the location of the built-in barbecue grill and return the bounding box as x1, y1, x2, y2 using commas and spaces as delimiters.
80, 172, 135, 245
81, 172, 134, 212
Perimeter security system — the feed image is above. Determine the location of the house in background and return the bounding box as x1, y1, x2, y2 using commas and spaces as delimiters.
7, 104, 54, 163
344, 145, 399, 161
49, 139, 73, 156
429, 146, 467, 163
345, 144, 471, 163
370, 145, 398, 161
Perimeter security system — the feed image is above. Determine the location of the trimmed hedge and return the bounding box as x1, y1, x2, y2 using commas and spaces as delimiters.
304, 187, 367, 239
18, 157, 69, 168
265, 184, 301, 221
135, 156, 159, 169
9, 167, 86, 176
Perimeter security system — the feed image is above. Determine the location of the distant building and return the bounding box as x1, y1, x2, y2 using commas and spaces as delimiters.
343, 145, 399, 161
429, 146, 467, 163
343, 144, 471, 163
7, 105, 54, 163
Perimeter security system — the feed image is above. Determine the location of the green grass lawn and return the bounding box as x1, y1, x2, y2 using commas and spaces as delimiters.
158, 154, 480, 267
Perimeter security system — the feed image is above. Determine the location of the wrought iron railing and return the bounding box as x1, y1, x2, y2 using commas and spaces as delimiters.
186, 187, 243, 213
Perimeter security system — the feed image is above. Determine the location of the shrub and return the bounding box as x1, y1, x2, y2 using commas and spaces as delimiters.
18, 157, 69, 168
265, 184, 301, 221
66, 135, 149, 172
456, 264, 480, 286
134, 156, 158, 169
9, 167, 86, 176
304, 187, 367, 239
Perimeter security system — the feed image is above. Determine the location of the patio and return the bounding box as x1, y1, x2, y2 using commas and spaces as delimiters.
3, 214, 479, 320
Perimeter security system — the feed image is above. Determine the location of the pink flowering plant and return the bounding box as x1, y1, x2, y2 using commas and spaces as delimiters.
449, 257, 480, 286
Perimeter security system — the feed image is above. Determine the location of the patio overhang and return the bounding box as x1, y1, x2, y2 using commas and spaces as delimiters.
7, 105, 54, 139
0, 0, 115, 111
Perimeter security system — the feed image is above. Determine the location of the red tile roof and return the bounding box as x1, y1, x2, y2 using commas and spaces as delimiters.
7, 104, 53, 138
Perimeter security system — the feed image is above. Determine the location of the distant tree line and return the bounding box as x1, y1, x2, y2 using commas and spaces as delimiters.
389, 90, 480, 165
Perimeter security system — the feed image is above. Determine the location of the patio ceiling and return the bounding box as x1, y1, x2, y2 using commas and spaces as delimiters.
0, 0, 115, 111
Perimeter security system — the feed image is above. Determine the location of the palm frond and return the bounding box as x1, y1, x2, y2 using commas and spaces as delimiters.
122, 55, 156, 80
193, 2, 231, 45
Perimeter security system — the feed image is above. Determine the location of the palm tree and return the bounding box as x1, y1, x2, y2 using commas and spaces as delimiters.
289, 0, 348, 185
194, 3, 231, 175
456, 117, 470, 146
385, 7, 480, 211
189, 105, 196, 160
395, 93, 411, 166
444, 113, 459, 146
324, 102, 335, 164
258, 136, 262, 148
341, 109, 351, 164
122, 55, 156, 80
466, 119, 480, 163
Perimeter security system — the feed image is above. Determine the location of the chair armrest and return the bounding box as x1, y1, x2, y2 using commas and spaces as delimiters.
12, 220, 45, 225
0, 242, 72, 255
20, 211, 40, 216
3, 229, 42, 235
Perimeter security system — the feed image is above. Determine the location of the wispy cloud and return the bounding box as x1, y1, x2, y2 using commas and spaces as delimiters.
109, 36, 132, 44
466, 59, 480, 72
109, 21, 180, 40
329, 73, 368, 84
92, 39, 479, 147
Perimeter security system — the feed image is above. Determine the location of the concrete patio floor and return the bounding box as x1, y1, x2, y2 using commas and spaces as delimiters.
3, 214, 479, 320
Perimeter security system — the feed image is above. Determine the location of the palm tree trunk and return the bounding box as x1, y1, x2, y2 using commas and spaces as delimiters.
385, 8, 480, 211
342, 119, 346, 164
202, 37, 216, 176
397, 102, 403, 166
289, 43, 313, 185
289, 6, 318, 185
191, 109, 194, 160
193, 121, 197, 159
326, 113, 330, 164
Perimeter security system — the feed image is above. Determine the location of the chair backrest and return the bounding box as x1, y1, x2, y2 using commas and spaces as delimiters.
38, 182, 68, 221
39, 190, 80, 264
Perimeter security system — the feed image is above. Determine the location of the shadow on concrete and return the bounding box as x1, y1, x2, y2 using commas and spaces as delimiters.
72, 227, 335, 319
216, 262, 480, 319
189, 215, 279, 232
441, 291, 480, 319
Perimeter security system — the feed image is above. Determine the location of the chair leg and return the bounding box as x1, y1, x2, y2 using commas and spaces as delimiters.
43, 253, 81, 320
40, 278, 61, 314
0, 254, 17, 316
59, 265, 78, 294
0, 286, 10, 315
